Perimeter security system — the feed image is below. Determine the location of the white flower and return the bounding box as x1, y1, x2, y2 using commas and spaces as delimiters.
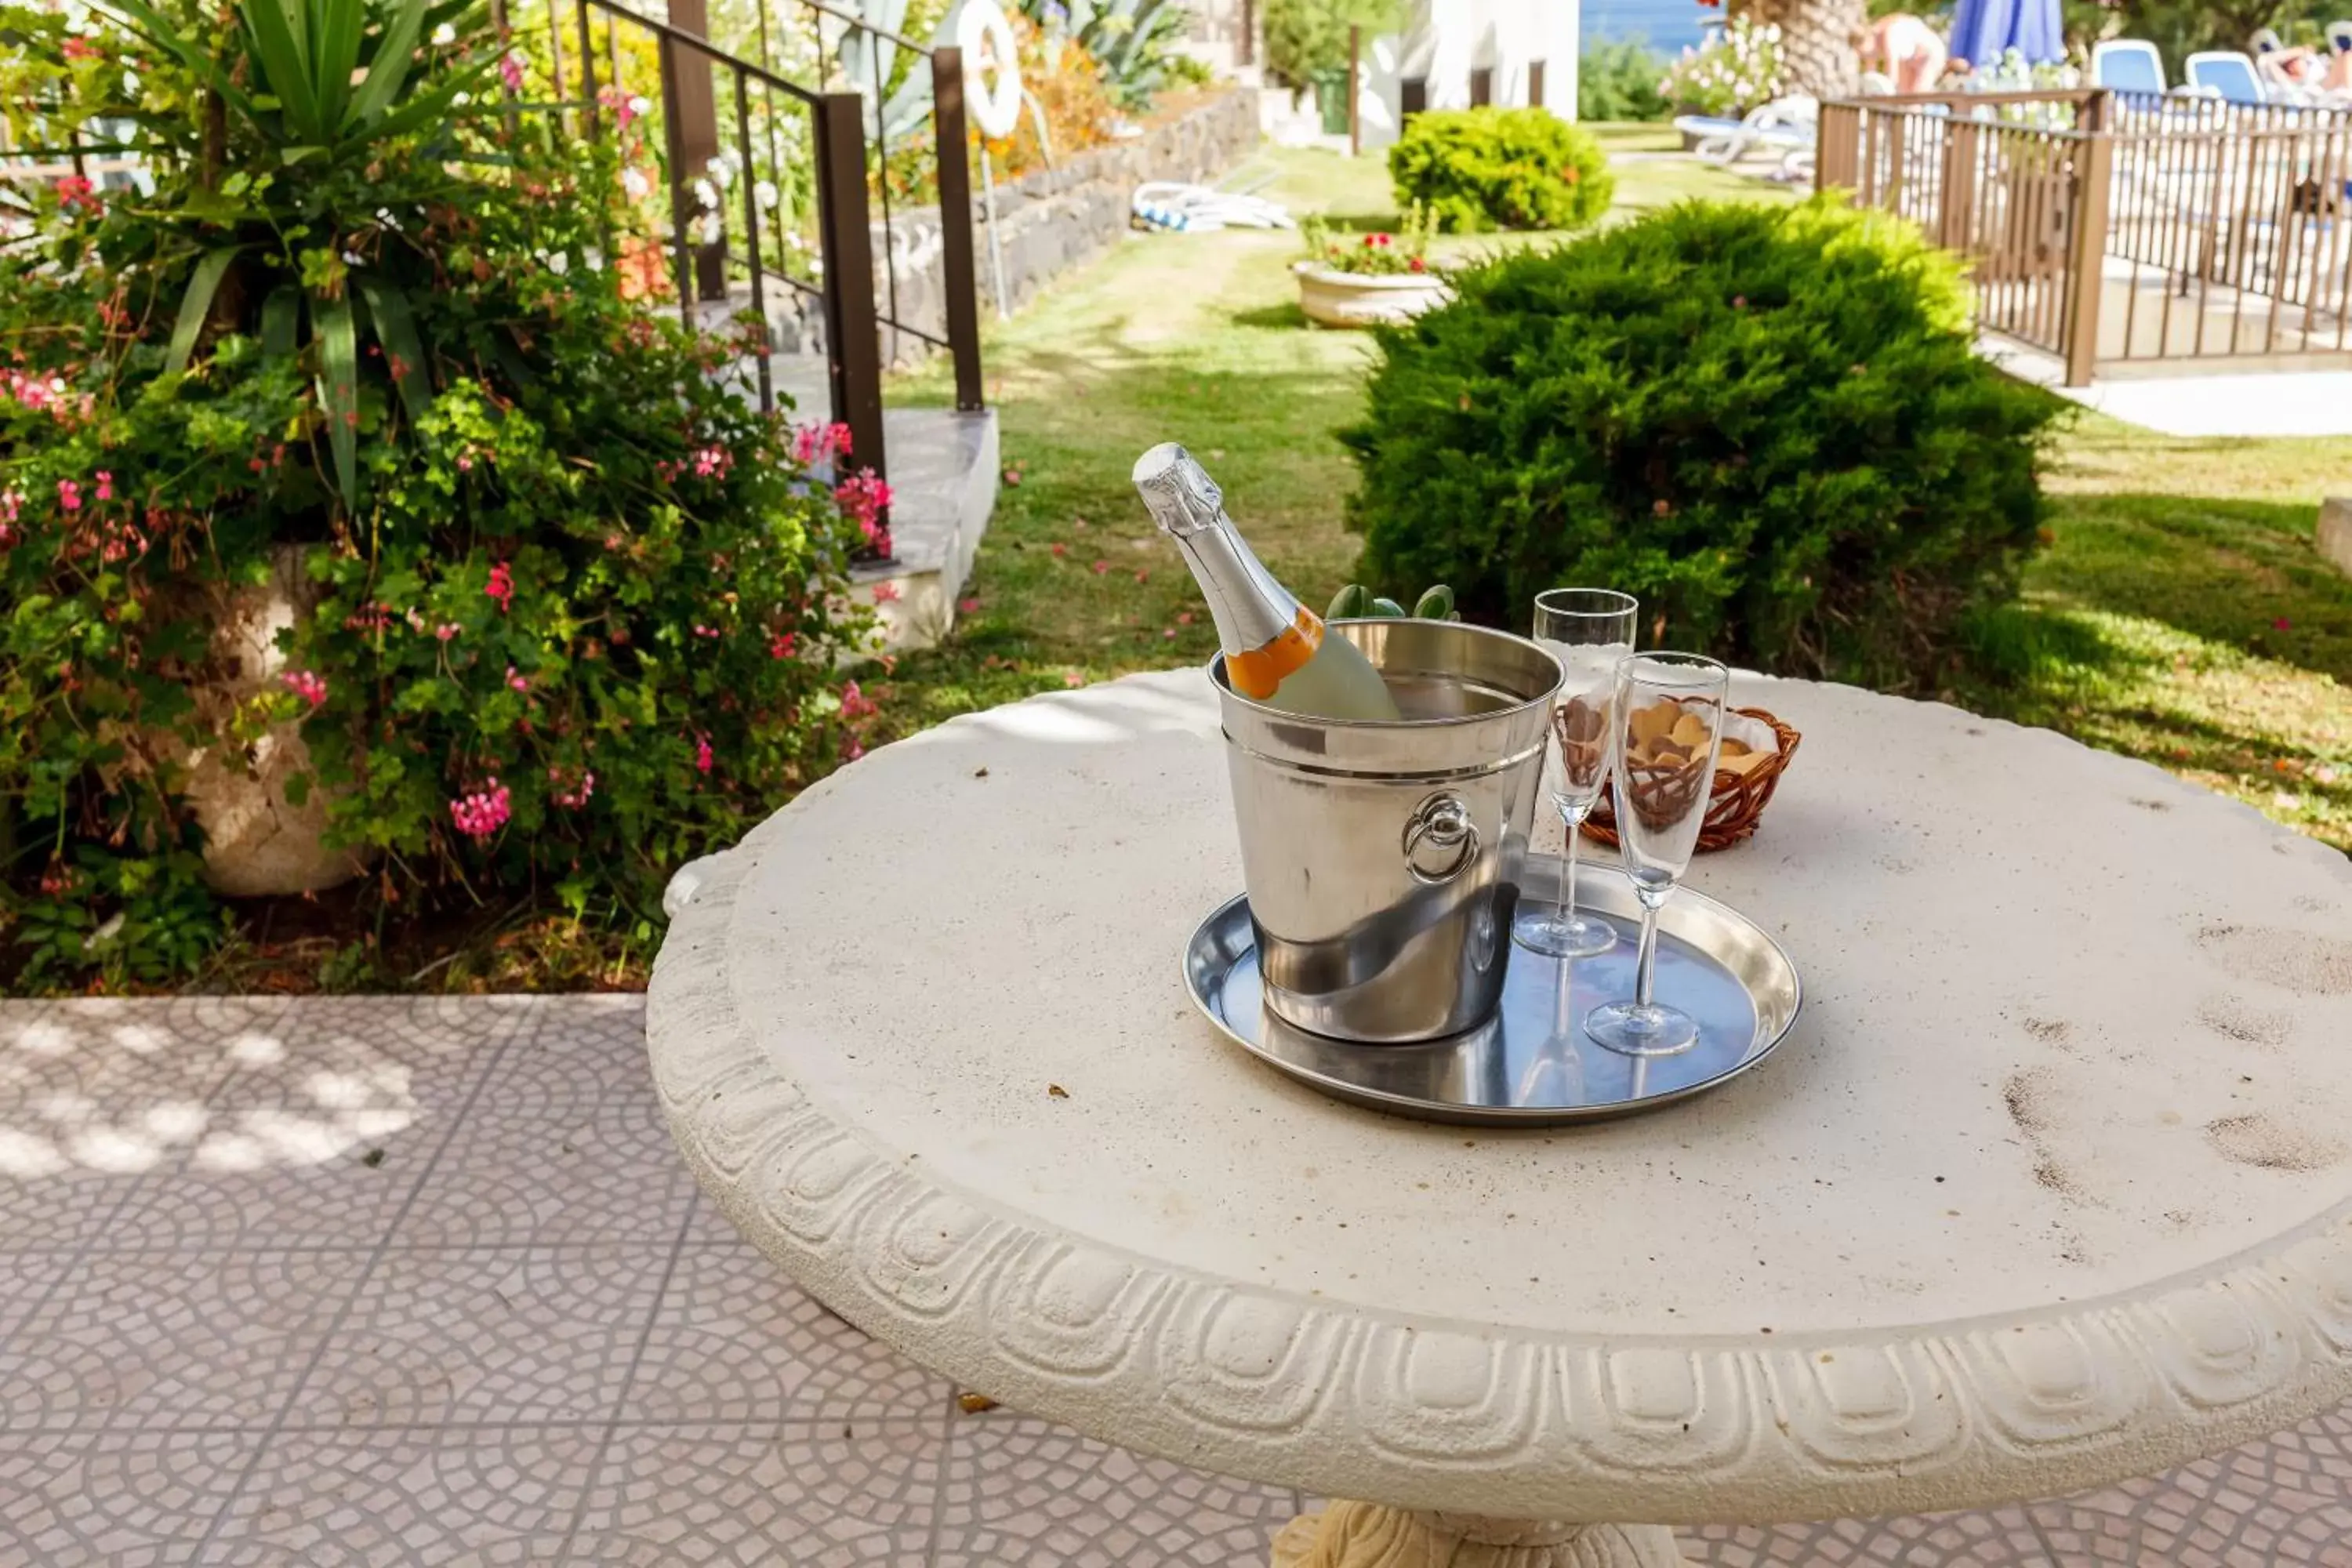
452, 90, 471, 106
545, 250, 569, 275
706, 156, 733, 190
342, 249, 364, 265
583, 246, 605, 272
753, 180, 779, 212
431, 22, 456, 45
695, 212, 724, 246
692, 177, 720, 210
375, 206, 402, 231
622, 167, 651, 201
629, 95, 653, 118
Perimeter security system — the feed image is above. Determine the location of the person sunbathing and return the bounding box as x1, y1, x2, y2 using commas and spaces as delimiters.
2321, 34, 2352, 95
1853, 13, 1951, 94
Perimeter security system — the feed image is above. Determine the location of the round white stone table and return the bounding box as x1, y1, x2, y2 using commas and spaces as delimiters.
647, 669, 2352, 1566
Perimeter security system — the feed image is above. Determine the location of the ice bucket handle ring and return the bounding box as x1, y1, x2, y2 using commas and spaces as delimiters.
1402, 792, 1480, 885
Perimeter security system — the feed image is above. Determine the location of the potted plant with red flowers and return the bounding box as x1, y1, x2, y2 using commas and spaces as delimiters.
1292, 205, 1447, 327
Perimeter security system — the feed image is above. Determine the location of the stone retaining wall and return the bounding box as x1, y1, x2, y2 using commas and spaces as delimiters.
757, 91, 1258, 368
868, 90, 1260, 366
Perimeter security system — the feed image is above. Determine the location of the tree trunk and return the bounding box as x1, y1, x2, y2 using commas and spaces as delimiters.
1740, 0, 1864, 97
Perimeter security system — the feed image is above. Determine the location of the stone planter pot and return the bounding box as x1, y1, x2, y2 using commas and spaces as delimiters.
174, 546, 369, 897
1292, 263, 1452, 328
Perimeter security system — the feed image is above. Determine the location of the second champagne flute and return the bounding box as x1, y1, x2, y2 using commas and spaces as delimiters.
1585, 652, 1730, 1056
1512, 588, 1639, 958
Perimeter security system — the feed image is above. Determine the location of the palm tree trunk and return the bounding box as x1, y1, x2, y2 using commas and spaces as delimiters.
1739, 0, 1864, 96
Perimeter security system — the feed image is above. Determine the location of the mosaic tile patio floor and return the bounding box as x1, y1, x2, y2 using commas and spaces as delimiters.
3, 996, 2348, 1566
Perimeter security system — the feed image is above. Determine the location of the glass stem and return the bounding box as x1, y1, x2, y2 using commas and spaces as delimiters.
1557, 808, 1581, 928
1632, 895, 1663, 1011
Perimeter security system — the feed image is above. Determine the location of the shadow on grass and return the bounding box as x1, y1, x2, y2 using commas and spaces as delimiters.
1230, 301, 1311, 329
2036, 492, 2351, 684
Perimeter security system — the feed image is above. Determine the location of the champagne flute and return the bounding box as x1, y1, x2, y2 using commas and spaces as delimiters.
1584, 653, 1729, 1057
1511, 588, 1639, 959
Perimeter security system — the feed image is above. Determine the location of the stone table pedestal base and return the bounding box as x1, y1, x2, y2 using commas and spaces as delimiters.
1272, 1504, 1683, 1567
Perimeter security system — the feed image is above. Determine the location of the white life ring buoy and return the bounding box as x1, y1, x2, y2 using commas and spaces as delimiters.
956, 0, 1022, 140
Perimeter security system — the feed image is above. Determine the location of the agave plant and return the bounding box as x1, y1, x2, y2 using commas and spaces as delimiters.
1022, 0, 1187, 110
98, 0, 495, 507
831, 0, 953, 146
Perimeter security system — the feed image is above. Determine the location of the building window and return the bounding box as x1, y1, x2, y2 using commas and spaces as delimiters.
1401, 76, 1427, 120
1468, 67, 1493, 107
1528, 60, 1546, 109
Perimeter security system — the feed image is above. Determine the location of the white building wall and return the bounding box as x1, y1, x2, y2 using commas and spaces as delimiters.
1357, 0, 1583, 151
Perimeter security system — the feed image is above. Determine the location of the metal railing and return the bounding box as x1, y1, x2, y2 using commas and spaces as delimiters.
1820, 88, 2352, 383
501, 0, 990, 539
2102, 90, 2352, 362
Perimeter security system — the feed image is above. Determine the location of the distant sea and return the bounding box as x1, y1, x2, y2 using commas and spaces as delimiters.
1581, 0, 1718, 55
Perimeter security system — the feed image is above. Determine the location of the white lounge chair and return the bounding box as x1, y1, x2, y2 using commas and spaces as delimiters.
1674, 95, 1820, 173
1131, 181, 1294, 234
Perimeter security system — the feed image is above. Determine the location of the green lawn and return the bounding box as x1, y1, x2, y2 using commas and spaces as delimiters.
886, 140, 2352, 853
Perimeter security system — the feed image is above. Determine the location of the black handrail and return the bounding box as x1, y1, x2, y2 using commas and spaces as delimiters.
523, 0, 989, 550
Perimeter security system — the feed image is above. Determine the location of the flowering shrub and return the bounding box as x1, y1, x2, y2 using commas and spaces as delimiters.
0, 0, 880, 988
1951, 49, 2088, 127
1386, 108, 1613, 234
1298, 205, 1437, 276
1661, 17, 1786, 118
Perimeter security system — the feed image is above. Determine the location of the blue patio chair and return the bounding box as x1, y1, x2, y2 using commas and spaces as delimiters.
2092, 38, 2168, 95
2185, 50, 2270, 104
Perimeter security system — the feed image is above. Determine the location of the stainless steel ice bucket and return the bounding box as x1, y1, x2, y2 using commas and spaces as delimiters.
1211, 619, 1563, 1044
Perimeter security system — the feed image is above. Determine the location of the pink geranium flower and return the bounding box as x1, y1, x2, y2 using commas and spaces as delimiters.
449, 779, 512, 840
280, 670, 329, 709
485, 561, 514, 612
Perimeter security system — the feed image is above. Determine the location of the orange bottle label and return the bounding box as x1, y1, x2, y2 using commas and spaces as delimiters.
1224, 607, 1323, 700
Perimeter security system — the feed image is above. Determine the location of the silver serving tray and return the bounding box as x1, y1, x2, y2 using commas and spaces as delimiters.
1181, 858, 1802, 1127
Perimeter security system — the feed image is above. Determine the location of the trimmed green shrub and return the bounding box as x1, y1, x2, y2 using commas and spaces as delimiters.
1386, 107, 1614, 234
1577, 42, 1671, 122
1341, 197, 2066, 688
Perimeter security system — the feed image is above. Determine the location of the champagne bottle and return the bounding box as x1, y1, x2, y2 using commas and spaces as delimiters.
1132, 443, 1403, 722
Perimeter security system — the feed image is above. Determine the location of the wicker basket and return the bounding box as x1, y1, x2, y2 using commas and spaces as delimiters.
1581, 707, 1802, 855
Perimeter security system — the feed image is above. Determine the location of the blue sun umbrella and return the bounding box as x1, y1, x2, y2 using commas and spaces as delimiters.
1946, 0, 2065, 69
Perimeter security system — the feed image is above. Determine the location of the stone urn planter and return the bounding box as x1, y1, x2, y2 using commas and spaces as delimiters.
1292, 262, 1451, 328
168, 546, 369, 897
